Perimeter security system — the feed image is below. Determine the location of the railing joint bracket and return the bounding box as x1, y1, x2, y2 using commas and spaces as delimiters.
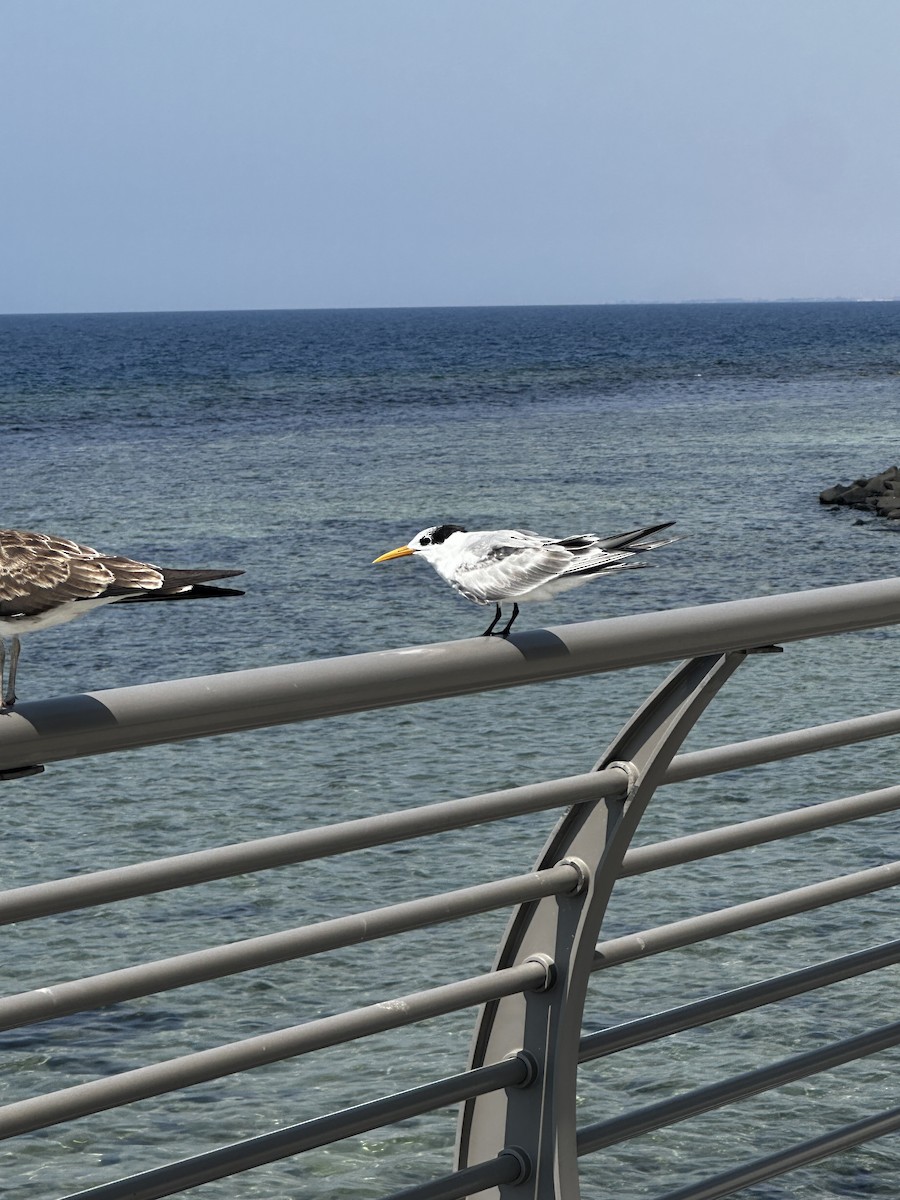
523, 952, 557, 992
558, 856, 591, 894
505, 1049, 540, 1089
608, 759, 641, 800
498, 1146, 532, 1184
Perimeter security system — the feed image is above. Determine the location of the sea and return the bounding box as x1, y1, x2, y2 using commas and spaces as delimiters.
1, 302, 900, 1199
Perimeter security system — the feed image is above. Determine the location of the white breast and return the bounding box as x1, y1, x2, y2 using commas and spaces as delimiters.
0, 596, 121, 638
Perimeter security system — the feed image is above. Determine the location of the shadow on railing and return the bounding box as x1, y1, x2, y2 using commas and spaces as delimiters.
3, 578, 900, 1199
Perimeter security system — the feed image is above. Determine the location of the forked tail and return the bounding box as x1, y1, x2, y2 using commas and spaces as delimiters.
596, 520, 678, 552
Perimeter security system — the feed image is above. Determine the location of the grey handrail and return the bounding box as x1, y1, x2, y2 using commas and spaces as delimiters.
3, 575, 900, 772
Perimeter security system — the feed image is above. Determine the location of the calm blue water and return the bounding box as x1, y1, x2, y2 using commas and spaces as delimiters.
1, 303, 900, 1198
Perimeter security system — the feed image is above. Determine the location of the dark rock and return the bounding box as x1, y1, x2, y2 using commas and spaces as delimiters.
819, 485, 850, 504
820, 466, 900, 518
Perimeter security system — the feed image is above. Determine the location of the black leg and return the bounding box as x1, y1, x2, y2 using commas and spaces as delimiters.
499, 603, 520, 638
4, 636, 20, 707
481, 604, 503, 636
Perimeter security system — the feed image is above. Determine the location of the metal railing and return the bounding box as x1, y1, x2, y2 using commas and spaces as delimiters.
2, 576, 900, 1198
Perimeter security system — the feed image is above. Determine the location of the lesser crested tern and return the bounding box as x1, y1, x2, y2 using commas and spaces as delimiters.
373, 520, 677, 637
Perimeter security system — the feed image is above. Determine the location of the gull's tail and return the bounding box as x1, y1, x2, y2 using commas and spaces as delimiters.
115, 567, 245, 603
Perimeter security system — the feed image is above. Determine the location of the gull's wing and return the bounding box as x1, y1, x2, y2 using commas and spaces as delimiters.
0, 530, 163, 618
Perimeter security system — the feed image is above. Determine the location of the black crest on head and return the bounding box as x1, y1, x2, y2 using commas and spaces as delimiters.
430, 524, 466, 544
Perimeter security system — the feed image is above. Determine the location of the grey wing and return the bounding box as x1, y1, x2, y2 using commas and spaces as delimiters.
452, 533, 572, 603
0, 530, 162, 617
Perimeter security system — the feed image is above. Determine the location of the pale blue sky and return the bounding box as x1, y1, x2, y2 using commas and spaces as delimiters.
3, 1, 900, 313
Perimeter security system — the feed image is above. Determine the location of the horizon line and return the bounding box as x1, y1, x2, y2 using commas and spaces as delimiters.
2, 296, 899, 319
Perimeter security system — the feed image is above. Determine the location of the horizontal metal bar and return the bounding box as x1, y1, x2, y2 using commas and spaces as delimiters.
666, 705, 900, 784
621, 785, 900, 876
4, 576, 900, 771
0, 958, 549, 1140
0, 864, 580, 1031
581, 940, 900, 1060
653, 1104, 900, 1200
380, 1154, 525, 1200
58, 1059, 528, 1200
593, 860, 900, 970
6, 766, 894, 933
7, 730, 898, 929
577, 1018, 900, 1154
0, 768, 623, 926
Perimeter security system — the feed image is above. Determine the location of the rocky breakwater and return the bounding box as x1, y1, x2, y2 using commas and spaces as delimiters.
819, 466, 900, 519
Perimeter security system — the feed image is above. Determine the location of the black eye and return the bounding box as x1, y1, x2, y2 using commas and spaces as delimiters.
420, 536, 432, 546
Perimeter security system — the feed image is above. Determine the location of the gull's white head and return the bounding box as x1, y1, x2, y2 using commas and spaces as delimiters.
373, 524, 467, 565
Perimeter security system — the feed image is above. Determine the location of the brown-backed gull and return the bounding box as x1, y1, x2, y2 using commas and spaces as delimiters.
0, 528, 244, 707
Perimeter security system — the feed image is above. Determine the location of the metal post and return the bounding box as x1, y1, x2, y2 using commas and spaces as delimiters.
455, 652, 749, 1198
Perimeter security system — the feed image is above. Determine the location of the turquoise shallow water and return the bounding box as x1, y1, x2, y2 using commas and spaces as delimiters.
1, 303, 900, 1197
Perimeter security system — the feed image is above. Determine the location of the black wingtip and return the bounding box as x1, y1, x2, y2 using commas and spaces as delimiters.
157, 566, 245, 588
598, 521, 676, 551
182, 583, 246, 599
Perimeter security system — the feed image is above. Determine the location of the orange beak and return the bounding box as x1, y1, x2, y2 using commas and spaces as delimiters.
372, 545, 415, 564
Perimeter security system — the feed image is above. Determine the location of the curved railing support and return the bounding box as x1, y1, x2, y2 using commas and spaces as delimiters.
456, 651, 751, 1198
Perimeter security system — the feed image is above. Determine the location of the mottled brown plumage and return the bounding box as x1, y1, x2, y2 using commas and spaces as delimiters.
0, 528, 244, 706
